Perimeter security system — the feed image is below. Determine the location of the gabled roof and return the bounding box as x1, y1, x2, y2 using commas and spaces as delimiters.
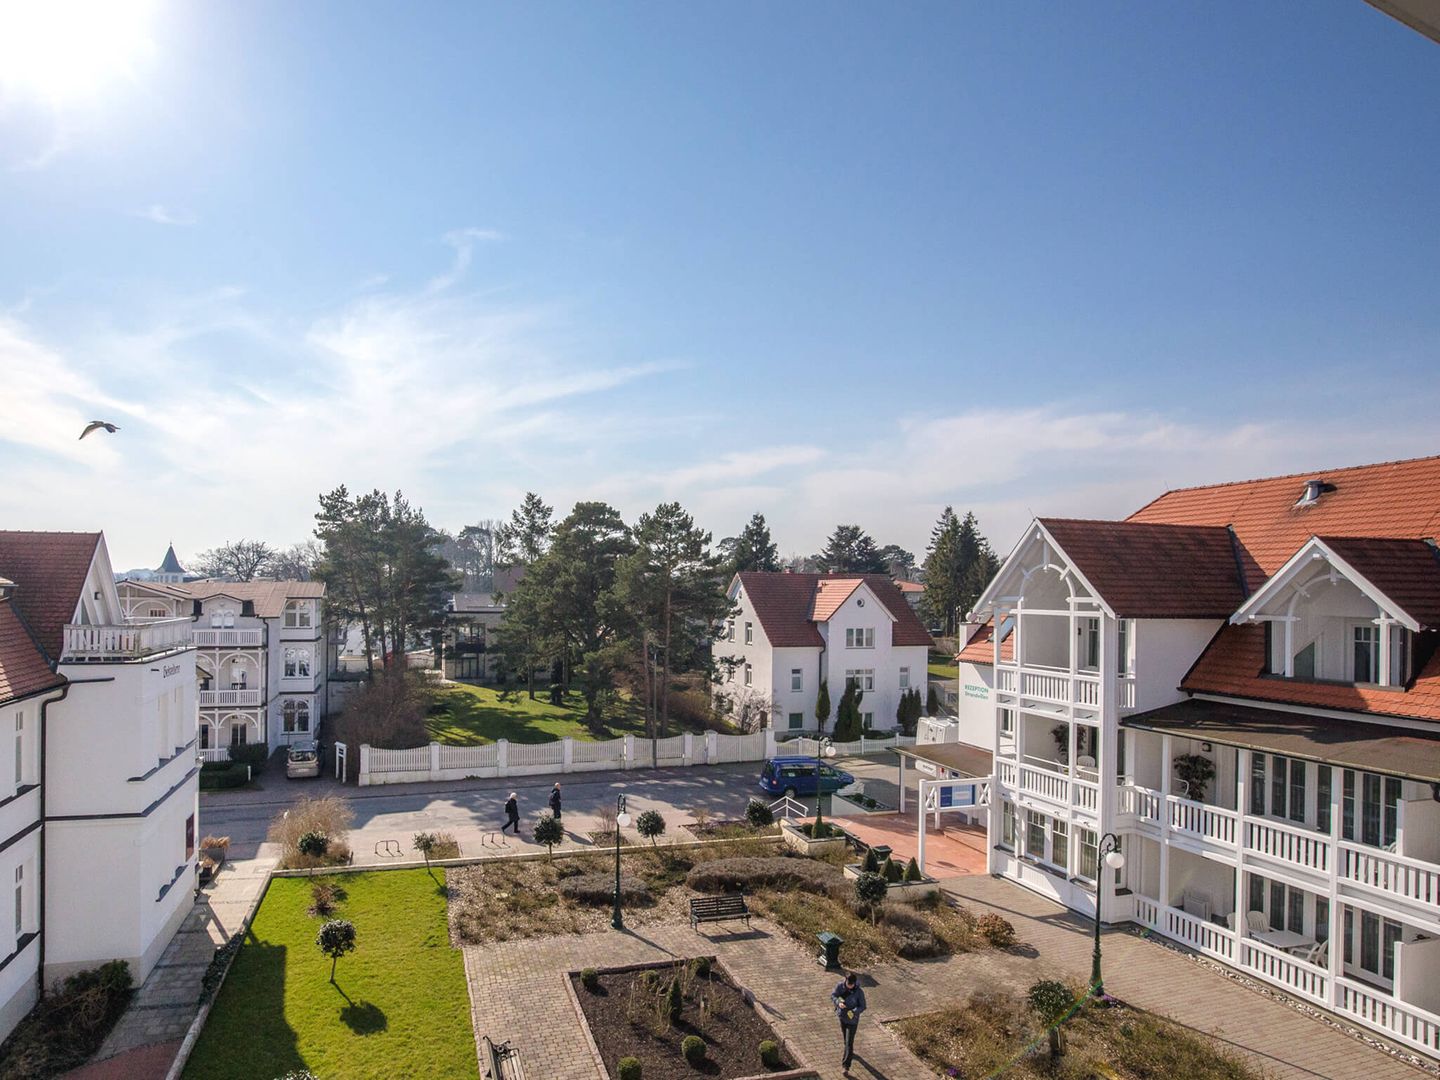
895, 580, 925, 594
168, 580, 325, 618
156, 544, 186, 575
0, 531, 101, 659
1181, 622, 1440, 723
119, 578, 196, 601
0, 597, 64, 703
956, 620, 1014, 665
1127, 454, 1440, 578
1038, 519, 1248, 619
735, 572, 933, 649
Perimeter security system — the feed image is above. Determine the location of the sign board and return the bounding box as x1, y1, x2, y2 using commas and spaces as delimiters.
963, 683, 989, 700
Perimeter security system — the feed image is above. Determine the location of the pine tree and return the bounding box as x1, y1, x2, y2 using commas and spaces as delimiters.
920, 508, 999, 634
496, 493, 554, 568
726, 513, 781, 574
814, 678, 831, 732
817, 525, 888, 574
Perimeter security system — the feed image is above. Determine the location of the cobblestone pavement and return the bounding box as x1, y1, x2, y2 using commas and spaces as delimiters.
463, 918, 933, 1079
465, 876, 1435, 1080
83, 846, 277, 1078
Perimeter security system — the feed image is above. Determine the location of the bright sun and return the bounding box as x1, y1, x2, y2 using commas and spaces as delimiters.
0, 0, 157, 103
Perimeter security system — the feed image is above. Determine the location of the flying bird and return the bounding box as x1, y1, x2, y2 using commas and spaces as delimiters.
79, 421, 120, 440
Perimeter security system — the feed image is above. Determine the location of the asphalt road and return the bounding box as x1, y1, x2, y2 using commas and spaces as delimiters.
200, 755, 909, 865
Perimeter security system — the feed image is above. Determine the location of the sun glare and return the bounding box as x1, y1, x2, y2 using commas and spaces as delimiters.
0, 0, 157, 103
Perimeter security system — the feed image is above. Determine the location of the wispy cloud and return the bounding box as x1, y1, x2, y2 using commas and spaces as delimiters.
133, 204, 197, 227
426, 227, 504, 293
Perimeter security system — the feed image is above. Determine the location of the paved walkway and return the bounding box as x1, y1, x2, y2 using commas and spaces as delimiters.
837, 813, 988, 878
74, 847, 277, 1080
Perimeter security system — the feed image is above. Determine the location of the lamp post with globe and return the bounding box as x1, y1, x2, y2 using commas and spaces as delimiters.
1091, 832, 1126, 999
612, 793, 632, 930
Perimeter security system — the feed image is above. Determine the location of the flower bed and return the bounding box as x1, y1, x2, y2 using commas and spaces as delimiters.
569, 958, 799, 1079
778, 819, 849, 856
833, 790, 891, 813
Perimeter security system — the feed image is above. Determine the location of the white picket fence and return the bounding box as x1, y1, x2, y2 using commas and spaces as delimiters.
358, 730, 916, 786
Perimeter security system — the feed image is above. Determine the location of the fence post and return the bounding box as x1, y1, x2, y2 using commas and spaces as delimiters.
705, 730, 718, 766
562, 737, 574, 773
430, 741, 441, 777
359, 744, 371, 787
497, 738, 509, 777
764, 729, 777, 759
623, 734, 637, 769
682, 733, 694, 766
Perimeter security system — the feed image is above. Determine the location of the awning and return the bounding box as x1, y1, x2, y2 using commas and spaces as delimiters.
893, 741, 994, 777
1123, 698, 1440, 785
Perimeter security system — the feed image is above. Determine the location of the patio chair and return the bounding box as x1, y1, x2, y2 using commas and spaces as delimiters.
1301, 939, 1328, 967
1245, 910, 1270, 935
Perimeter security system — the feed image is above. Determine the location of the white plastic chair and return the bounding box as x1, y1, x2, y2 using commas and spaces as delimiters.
1301, 939, 1328, 967
1245, 910, 1270, 935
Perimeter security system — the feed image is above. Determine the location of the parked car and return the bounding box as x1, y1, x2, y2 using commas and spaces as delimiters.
757, 756, 854, 799
286, 741, 321, 779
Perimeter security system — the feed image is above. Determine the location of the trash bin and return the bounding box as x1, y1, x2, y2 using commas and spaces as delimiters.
870, 844, 892, 864
817, 931, 843, 970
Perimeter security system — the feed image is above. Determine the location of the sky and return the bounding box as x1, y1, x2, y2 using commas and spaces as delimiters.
1, 1, 1437, 572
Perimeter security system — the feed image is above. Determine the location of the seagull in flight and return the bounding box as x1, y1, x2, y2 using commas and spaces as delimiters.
79, 420, 120, 440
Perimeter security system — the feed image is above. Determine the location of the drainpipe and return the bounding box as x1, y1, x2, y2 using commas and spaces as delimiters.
37, 675, 112, 1001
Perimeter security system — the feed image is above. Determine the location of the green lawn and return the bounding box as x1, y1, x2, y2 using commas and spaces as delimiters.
424, 683, 652, 744
928, 650, 956, 682
184, 870, 476, 1080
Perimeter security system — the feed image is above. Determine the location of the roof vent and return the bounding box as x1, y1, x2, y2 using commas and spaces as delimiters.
1295, 479, 1336, 508
0, 576, 13, 601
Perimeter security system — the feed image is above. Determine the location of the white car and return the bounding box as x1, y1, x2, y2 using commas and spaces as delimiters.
286, 741, 320, 779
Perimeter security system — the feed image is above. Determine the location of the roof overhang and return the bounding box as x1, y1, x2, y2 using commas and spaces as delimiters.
1124, 697, 1440, 785
970, 520, 1114, 621
1230, 536, 1423, 633
892, 740, 994, 777
1365, 0, 1440, 45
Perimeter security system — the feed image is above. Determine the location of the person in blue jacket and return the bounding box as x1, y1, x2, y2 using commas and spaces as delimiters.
831, 970, 866, 1073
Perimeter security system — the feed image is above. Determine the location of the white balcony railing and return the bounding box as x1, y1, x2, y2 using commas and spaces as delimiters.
192, 629, 264, 648
1117, 676, 1136, 709
1118, 783, 1162, 824
199, 747, 231, 764
1245, 818, 1330, 875
199, 689, 262, 708
1019, 763, 1069, 805
62, 618, 191, 660
1168, 795, 1237, 846
1337, 977, 1440, 1058
1238, 938, 1328, 1007
1074, 778, 1099, 812
996, 667, 1017, 692
997, 759, 1017, 787
1021, 669, 1069, 703
1164, 906, 1236, 961
1339, 842, 1440, 908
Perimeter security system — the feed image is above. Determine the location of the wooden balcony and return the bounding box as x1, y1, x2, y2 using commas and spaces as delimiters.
994, 663, 1136, 709
199, 689, 263, 707
192, 628, 264, 647
62, 618, 191, 661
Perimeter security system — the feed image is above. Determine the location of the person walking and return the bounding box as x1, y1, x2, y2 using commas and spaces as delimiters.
831, 970, 866, 1074
501, 792, 520, 835
548, 782, 562, 821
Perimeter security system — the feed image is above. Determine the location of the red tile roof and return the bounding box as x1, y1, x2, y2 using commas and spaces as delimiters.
0, 531, 100, 659
1127, 454, 1440, 578
1181, 623, 1440, 723
1039, 519, 1247, 619
956, 620, 1014, 665
0, 598, 64, 704
1318, 536, 1440, 631
895, 581, 925, 594
736, 572, 933, 649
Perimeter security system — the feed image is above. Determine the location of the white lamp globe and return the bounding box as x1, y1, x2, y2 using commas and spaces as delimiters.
824, 745, 837, 758
1104, 850, 1125, 870
617, 812, 631, 827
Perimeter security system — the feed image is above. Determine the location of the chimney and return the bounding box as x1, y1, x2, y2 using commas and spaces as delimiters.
1294, 478, 1336, 508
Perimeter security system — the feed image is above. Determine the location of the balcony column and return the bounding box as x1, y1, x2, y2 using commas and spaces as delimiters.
1159, 733, 1173, 909
1327, 900, 1344, 1009
1377, 615, 1392, 687
1097, 616, 1120, 838
1236, 747, 1250, 841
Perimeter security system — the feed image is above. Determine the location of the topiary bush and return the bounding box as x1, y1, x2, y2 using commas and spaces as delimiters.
297, 831, 329, 860
882, 856, 903, 883
1028, 979, 1076, 1058
903, 856, 924, 883
854, 871, 888, 923
861, 847, 880, 874
688, 955, 711, 978
977, 912, 1017, 948
745, 799, 774, 828
635, 809, 666, 846
315, 919, 356, 983
667, 977, 684, 1023
580, 967, 599, 992
759, 1038, 782, 1068
533, 813, 564, 859
681, 1034, 707, 1066
617, 1057, 642, 1080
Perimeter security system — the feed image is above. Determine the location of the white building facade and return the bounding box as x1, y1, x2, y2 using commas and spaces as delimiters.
0, 531, 199, 1042
117, 577, 329, 755
960, 457, 1440, 1062
715, 572, 932, 733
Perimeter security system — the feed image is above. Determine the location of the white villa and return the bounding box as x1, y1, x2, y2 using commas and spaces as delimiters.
117, 573, 329, 755
716, 572, 932, 732
954, 455, 1440, 1061
0, 531, 198, 1041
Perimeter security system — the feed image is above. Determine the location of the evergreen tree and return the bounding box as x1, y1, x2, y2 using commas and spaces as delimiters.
877, 544, 916, 580
726, 513, 780, 574
920, 508, 999, 634
496, 492, 554, 568
814, 678, 831, 732
817, 525, 888, 574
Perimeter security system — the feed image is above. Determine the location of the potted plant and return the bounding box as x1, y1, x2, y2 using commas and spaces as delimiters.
1173, 753, 1216, 802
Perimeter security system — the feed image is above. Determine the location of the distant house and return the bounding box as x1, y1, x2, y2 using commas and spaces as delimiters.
895, 579, 925, 613
437, 566, 525, 683
714, 572, 933, 732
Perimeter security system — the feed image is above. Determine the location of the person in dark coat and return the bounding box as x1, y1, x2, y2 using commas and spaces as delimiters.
548, 783, 562, 820
831, 970, 866, 1073
501, 792, 520, 834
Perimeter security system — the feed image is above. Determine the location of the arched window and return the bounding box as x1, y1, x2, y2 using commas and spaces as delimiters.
284, 648, 311, 678
282, 699, 310, 734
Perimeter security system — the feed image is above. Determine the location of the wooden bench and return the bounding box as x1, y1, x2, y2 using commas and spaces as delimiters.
483, 1035, 525, 1080
690, 893, 750, 931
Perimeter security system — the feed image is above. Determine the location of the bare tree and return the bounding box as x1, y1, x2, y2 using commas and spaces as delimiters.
193, 539, 276, 581
269, 540, 323, 581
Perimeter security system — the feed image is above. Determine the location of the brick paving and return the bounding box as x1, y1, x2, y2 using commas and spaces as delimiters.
78, 847, 276, 1079
465, 875, 1435, 1080
835, 813, 988, 878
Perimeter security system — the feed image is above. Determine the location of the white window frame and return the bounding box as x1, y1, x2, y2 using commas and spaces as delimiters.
1081, 618, 1100, 671
790, 668, 802, 693
1349, 622, 1379, 684
845, 669, 875, 692
845, 628, 875, 649
282, 699, 311, 734
744, 622, 753, 645
743, 664, 752, 687
284, 601, 312, 629
726, 620, 735, 642
899, 666, 910, 689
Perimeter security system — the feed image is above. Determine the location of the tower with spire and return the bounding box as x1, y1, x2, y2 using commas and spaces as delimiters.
154, 543, 187, 584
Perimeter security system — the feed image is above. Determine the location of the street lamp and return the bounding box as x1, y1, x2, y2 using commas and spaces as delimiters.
1091, 832, 1126, 999
612, 793, 631, 930
816, 737, 837, 820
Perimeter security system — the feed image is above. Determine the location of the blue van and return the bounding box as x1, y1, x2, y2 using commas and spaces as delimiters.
758, 756, 855, 798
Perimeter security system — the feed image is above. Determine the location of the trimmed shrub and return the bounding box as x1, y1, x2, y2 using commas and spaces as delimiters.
580, 967, 600, 992
308, 881, 340, 918
681, 1034, 706, 1066
882, 856, 903, 884
316, 919, 357, 982
228, 741, 270, 770
854, 871, 888, 923
977, 912, 1017, 948
861, 847, 880, 874
412, 832, 437, 865
903, 856, 924, 883
533, 813, 565, 858
198, 763, 250, 790
297, 831, 329, 860
617, 1057, 642, 1080
1028, 979, 1075, 1058
557, 873, 653, 907
667, 978, 684, 1023
268, 795, 354, 870
759, 1039, 782, 1068
688, 955, 711, 978
745, 799, 774, 828
635, 809, 666, 846
882, 906, 944, 959
685, 857, 836, 895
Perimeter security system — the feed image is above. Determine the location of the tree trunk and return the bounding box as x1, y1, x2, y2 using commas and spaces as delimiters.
330, 955, 337, 983
660, 589, 673, 738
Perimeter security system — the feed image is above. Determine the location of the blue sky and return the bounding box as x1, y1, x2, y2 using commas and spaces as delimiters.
2, 2, 1437, 571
